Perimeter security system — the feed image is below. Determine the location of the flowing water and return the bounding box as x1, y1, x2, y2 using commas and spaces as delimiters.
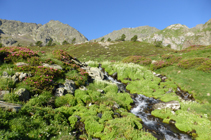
101, 67, 192, 140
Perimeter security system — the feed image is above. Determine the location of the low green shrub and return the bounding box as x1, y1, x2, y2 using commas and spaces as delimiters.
177, 57, 209, 69
122, 56, 152, 65
197, 59, 211, 72
55, 94, 76, 107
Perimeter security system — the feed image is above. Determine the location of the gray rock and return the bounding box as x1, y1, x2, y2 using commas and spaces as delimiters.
79, 86, 87, 91
15, 62, 28, 66
54, 88, 66, 97
87, 67, 104, 80
42, 63, 63, 70
152, 101, 180, 111
64, 79, 75, 94
15, 88, 30, 101
19, 72, 28, 81
0, 101, 22, 112
0, 90, 9, 98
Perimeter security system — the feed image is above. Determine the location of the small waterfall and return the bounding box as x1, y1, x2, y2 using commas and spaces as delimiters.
100, 66, 192, 140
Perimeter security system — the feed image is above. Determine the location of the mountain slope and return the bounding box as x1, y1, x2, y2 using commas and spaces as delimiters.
0, 19, 88, 46
91, 26, 160, 41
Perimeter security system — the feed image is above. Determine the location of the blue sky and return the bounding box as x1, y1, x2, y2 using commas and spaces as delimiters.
0, 0, 211, 40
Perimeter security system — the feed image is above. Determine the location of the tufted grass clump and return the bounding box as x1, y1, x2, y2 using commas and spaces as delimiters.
122, 56, 152, 65
197, 59, 211, 72
55, 94, 76, 107
177, 57, 209, 69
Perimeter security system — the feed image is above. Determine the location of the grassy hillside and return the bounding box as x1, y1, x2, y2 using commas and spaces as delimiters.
1, 41, 211, 139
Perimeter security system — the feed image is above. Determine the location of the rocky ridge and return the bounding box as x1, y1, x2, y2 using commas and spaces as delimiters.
0, 19, 88, 46
94, 18, 211, 50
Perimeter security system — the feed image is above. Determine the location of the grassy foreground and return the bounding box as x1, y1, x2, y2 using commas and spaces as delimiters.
0, 46, 155, 140
1, 41, 211, 139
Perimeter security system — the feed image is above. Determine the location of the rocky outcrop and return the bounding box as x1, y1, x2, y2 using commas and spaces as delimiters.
15, 88, 30, 101
87, 67, 104, 80
138, 19, 211, 50
0, 19, 88, 46
0, 101, 22, 112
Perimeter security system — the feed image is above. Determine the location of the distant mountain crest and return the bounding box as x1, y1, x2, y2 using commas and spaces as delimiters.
0, 19, 88, 46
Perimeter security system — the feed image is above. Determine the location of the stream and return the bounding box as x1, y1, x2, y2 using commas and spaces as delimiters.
100, 66, 193, 140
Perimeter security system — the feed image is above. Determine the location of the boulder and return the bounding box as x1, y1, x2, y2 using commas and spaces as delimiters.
11, 75, 19, 83
15, 62, 29, 66
42, 63, 63, 70
152, 101, 180, 111
54, 87, 66, 97
64, 79, 75, 94
15, 88, 30, 101
0, 101, 22, 112
87, 67, 104, 80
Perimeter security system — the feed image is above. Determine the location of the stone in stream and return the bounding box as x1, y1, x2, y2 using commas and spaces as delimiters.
0, 100, 22, 112
152, 101, 180, 111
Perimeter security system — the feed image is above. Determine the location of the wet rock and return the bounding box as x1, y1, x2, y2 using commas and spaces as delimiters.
152, 101, 180, 111
0, 101, 22, 112
54, 87, 66, 97
15, 88, 30, 101
117, 83, 126, 93
97, 113, 102, 118
42, 63, 63, 70
79, 86, 87, 91
112, 72, 117, 79
15, 62, 29, 66
64, 79, 75, 94
166, 88, 173, 93
0, 90, 9, 98
87, 67, 104, 80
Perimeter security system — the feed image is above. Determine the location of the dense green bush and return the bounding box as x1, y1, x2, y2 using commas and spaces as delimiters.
100, 38, 104, 42
35, 41, 42, 47
131, 35, 138, 42
107, 38, 111, 41
154, 40, 163, 47
62, 40, 69, 45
